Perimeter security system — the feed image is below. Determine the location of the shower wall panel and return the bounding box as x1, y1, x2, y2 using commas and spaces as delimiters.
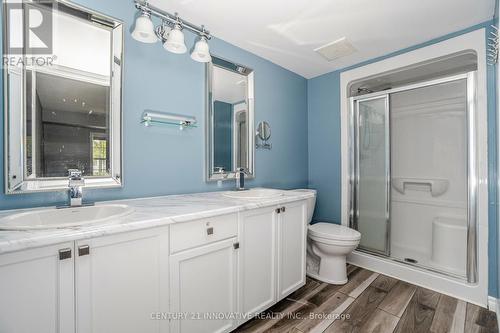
390, 79, 468, 276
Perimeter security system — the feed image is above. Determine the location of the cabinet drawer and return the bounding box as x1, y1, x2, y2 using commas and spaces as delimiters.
170, 213, 238, 253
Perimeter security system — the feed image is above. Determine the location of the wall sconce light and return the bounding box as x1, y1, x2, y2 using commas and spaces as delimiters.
132, 1, 212, 63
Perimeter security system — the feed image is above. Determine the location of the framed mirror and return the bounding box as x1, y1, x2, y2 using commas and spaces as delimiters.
3, 0, 123, 193
206, 56, 254, 181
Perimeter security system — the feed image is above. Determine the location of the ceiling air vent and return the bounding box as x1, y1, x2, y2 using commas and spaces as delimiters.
314, 37, 357, 61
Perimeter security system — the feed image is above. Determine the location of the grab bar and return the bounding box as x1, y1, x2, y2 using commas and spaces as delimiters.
392, 177, 449, 197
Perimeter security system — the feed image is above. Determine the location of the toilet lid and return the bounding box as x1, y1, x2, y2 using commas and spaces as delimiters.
309, 223, 361, 240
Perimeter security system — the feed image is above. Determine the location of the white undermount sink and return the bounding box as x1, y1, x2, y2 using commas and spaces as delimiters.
0, 204, 134, 230
222, 188, 285, 200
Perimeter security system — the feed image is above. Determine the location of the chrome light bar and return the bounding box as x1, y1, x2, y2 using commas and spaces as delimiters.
134, 1, 211, 39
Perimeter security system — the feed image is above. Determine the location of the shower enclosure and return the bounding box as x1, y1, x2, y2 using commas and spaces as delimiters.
350, 72, 477, 282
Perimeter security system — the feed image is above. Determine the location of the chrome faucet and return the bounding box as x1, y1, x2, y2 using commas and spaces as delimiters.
68, 169, 84, 207
235, 168, 248, 191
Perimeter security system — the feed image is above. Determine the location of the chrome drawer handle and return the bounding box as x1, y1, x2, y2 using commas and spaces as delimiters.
59, 248, 72, 260
78, 245, 90, 256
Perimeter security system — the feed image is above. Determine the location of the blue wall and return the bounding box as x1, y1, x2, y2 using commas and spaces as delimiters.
0, 0, 309, 210
307, 71, 341, 223
307, 21, 499, 297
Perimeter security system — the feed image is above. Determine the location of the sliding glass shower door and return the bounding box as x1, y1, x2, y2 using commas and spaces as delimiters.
352, 95, 390, 255
349, 72, 477, 282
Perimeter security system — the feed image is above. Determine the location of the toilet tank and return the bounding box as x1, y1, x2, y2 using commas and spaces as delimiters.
291, 189, 317, 223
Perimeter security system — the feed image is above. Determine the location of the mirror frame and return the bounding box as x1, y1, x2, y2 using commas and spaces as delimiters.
3, 0, 124, 194
205, 55, 255, 182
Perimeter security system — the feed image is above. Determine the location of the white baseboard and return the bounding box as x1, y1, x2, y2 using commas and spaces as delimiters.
487, 296, 498, 312
496, 298, 500, 324
497, 299, 500, 325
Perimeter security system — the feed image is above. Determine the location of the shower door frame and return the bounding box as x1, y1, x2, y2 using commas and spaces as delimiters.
350, 94, 391, 256
349, 72, 478, 283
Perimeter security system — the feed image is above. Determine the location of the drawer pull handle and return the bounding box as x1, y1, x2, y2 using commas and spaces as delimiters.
207, 227, 214, 236
281, 207, 286, 213
78, 245, 90, 256
233, 242, 240, 250
59, 248, 72, 260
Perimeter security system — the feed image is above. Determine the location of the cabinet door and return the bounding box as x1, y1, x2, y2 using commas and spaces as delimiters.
170, 238, 238, 333
76, 227, 169, 333
0, 242, 75, 333
278, 200, 307, 298
238, 206, 277, 318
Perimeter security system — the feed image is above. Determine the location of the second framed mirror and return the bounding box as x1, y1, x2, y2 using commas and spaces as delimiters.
206, 56, 254, 181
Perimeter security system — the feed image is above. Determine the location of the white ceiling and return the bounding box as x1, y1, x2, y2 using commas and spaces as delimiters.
37, 73, 108, 115
149, 0, 495, 78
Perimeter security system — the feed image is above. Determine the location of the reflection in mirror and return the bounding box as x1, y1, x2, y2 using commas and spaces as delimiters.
3, 1, 123, 193
26, 71, 110, 178
213, 70, 246, 173
207, 56, 254, 181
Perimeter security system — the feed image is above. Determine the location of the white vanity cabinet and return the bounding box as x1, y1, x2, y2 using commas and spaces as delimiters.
170, 239, 238, 333
0, 197, 309, 333
75, 227, 170, 333
238, 201, 307, 321
169, 214, 239, 333
238, 206, 278, 318
0, 228, 169, 333
0, 242, 75, 333
277, 200, 307, 298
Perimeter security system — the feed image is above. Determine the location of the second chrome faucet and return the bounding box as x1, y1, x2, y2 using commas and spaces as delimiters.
235, 168, 248, 191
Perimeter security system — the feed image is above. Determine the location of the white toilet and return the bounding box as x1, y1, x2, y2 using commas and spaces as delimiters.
294, 189, 361, 285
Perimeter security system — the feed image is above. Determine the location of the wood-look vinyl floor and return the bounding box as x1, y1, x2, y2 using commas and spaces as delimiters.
234, 265, 498, 333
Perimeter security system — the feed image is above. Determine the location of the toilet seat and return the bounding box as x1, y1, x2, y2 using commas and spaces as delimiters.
308, 223, 361, 241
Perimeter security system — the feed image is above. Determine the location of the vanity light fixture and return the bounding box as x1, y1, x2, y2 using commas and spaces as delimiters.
164, 23, 187, 54
131, 11, 157, 43
191, 35, 211, 62
132, 1, 212, 62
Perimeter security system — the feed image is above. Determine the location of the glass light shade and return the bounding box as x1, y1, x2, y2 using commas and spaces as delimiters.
131, 13, 157, 43
190, 37, 211, 62
163, 25, 187, 54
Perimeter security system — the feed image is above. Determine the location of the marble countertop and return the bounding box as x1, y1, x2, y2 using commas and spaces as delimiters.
0, 189, 314, 254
